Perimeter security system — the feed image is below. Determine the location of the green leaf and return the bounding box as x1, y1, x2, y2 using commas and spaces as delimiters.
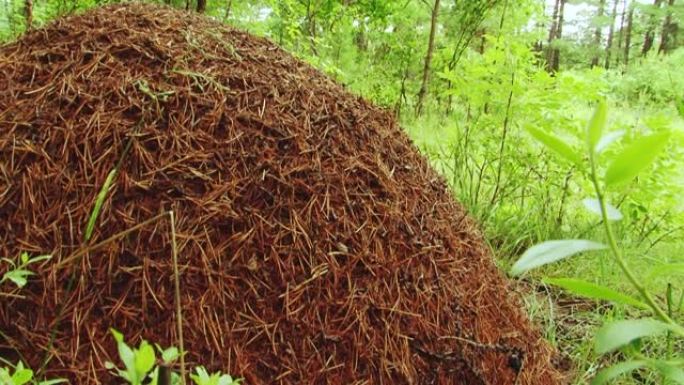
652, 361, 684, 384
191, 367, 211, 385
217, 374, 238, 385
591, 360, 647, 385
85, 168, 118, 242
595, 130, 625, 153
526, 126, 583, 166
161, 346, 179, 363
587, 100, 607, 150
134, 341, 156, 376
543, 278, 648, 309
110, 328, 124, 343
3, 269, 34, 288
11, 367, 33, 385
595, 319, 672, 354
582, 198, 623, 221
604, 132, 670, 187
24, 254, 52, 265
0, 368, 12, 385
647, 263, 684, 281
510, 240, 606, 276
148, 367, 160, 385
111, 329, 137, 382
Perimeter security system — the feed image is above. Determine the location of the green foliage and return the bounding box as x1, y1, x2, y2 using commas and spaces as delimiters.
105, 330, 240, 385
591, 360, 648, 385
604, 132, 671, 187
594, 319, 673, 354
1, 252, 52, 289
608, 49, 684, 105
510, 240, 606, 276
542, 278, 648, 310
190, 367, 241, 385
526, 126, 584, 167
512, 104, 684, 383
106, 329, 159, 385
0, 362, 66, 385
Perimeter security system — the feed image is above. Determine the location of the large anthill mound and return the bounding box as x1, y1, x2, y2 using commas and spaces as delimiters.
0, 4, 559, 384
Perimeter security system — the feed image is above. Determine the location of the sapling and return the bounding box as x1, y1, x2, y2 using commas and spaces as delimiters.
105, 328, 180, 385
105, 330, 243, 385
511, 100, 684, 384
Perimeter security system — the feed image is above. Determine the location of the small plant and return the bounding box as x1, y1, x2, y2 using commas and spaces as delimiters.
1, 252, 52, 289
511, 101, 684, 384
105, 328, 180, 385
190, 367, 241, 385
105, 330, 242, 385
0, 361, 66, 385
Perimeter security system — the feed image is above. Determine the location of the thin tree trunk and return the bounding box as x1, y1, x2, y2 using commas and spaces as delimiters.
548, 0, 565, 71
604, 0, 619, 69
623, 0, 634, 66
546, 0, 561, 71
642, 0, 663, 56
223, 0, 233, 21
591, 0, 606, 67
415, 0, 441, 116
658, 0, 677, 54
305, 0, 318, 56
24, 0, 33, 30
615, 0, 627, 67
395, 65, 410, 118
355, 20, 367, 52
196, 0, 206, 13
490, 71, 515, 206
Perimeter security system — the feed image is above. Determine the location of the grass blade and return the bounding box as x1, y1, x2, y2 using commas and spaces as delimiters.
84, 168, 118, 242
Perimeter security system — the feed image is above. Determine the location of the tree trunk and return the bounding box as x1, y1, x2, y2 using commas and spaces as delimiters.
305, 0, 318, 56
196, 0, 206, 13
642, 0, 664, 56
415, 0, 441, 116
223, 0, 233, 21
658, 0, 677, 54
591, 0, 605, 67
354, 17, 367, 52
604, 0, 619, 68
623, 0, 634, 66
615, 0, 627, 67
546, 0, 561, 71
548, 0, 565, 72
24, 0, 33, 30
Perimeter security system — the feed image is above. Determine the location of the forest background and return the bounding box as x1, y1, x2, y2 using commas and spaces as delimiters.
1, 0, 684, 383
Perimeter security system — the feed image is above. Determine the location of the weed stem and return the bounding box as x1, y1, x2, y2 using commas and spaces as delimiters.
589, 152, 684, 336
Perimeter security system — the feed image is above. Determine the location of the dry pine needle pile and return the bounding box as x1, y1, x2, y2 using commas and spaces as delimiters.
0, 4, 560, 384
